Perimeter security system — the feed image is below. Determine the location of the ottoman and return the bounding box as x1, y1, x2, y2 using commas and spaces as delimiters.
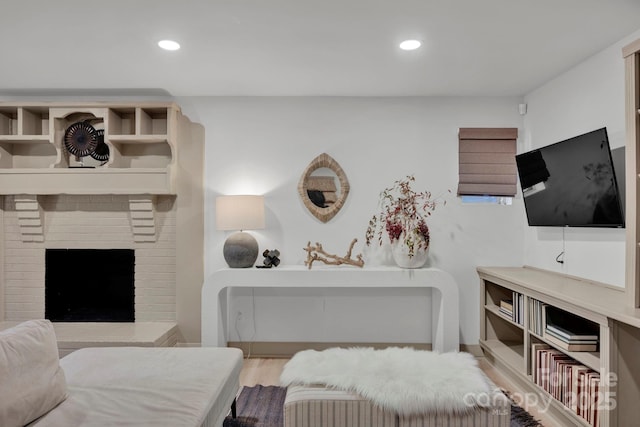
281, 347, 511, 427
284, 385, 396, 427
396, 383, 511, 427
284, 382, 511, 427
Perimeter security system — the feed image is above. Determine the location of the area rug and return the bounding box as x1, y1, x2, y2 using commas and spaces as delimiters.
223, 385, 543, 427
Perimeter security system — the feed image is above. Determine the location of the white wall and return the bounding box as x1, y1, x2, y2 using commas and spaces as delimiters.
177, 96, 525, 345
4, 27, 639, 345
522, 29, 640, 287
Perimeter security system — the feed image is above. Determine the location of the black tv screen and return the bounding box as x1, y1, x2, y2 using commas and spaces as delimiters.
515, 127, 624, 227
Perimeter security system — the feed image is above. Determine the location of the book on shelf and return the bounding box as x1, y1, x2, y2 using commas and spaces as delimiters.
545, 326, 598, 344
545, 306, 599, 340
561, 359, 580, 407
578, 370, 600, 425
531, 342, 550, 385
511, 291, 524, 325
519, 293, 523, 325
498, 299, 513, 319
528, 298, 548, 336
547, 351, 572, 395
546, 323, 598, 341
500, 299, 513, 311
555, 357, 579, 402
570, 364, 591, 413
544, 331, 598, 352
589, 375, 600, 427
498, 307, 512, 319
539, 347, 563, 392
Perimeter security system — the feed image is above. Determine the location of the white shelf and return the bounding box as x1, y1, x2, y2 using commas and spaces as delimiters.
485, 303, 524, 330
480, 339, 524, 371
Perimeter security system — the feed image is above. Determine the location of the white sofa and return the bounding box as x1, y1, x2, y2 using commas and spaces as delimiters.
0, 320, 243, 427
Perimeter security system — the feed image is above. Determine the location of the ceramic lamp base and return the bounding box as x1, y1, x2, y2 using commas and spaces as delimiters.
223, 231, 259, 268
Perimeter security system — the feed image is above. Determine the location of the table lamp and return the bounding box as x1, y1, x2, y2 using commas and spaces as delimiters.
216, 195, 265, 268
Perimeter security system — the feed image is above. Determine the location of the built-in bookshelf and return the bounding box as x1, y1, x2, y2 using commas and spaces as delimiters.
477, 266, 640, 427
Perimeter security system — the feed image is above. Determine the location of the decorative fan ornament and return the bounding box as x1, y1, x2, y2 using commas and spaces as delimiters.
63, 121, 98, 157
90, 129, 110, 162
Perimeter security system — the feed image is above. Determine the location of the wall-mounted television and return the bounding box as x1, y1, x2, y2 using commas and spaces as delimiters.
515, 127, 624, 228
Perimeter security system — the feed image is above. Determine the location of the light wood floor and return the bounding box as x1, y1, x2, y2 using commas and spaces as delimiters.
239, 357, 289, 387
238, 357, 555, 427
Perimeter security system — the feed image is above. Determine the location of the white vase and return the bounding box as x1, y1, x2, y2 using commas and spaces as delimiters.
391, 238, 428, 269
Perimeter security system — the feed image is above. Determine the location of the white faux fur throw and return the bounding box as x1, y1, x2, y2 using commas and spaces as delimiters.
280, 347, 493, 415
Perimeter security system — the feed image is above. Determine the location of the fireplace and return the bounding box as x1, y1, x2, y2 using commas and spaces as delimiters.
3, 194, 177, 324
45, 249, 135, 322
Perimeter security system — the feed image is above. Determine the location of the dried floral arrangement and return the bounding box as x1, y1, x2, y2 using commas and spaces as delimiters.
303, 239, 365, 269
365, 175, 445, 258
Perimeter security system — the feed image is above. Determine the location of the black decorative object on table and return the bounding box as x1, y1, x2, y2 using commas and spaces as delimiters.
257, 249, 280, 268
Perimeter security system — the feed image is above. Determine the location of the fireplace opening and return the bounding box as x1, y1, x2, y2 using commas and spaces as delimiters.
45, 249, 135, 322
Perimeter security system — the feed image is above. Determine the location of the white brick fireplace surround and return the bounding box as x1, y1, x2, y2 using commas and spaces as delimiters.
0, 101, 205, 345
2, 194, 177, 322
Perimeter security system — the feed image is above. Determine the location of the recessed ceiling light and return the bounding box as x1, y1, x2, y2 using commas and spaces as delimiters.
158, 40, 180, 51
399, 39, 421, 51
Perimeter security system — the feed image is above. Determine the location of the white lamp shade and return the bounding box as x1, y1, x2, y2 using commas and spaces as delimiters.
216, 195, 265, 231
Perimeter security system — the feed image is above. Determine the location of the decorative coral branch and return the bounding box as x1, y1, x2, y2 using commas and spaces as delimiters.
303, 238, 365, 270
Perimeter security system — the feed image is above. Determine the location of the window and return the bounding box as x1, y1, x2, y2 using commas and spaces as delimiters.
458, 127, 518, 197
460, 195, 513, 205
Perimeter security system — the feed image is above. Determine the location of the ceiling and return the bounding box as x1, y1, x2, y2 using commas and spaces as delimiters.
1, 0, 640, 97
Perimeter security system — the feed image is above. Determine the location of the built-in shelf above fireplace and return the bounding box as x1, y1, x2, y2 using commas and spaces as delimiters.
0, 102, 191, 195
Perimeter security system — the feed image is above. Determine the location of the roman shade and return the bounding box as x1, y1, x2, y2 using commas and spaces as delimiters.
458, 127, 518, 196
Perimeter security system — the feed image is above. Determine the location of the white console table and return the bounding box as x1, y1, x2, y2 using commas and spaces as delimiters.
201, 266, 459, 353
